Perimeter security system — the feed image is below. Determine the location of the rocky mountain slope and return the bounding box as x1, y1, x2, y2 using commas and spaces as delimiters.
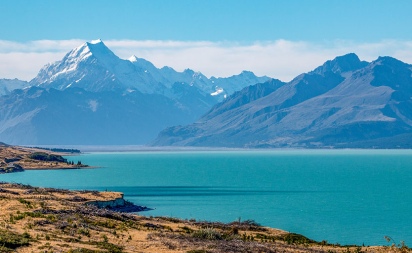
153, 54, 412, 148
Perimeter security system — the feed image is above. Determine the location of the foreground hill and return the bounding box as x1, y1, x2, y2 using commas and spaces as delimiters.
153, 54, 412, 148
0, 183, 397, 253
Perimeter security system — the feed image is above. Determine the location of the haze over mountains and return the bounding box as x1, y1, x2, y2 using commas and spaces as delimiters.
2, 39, 412, 148
153, 54, 412, 148
0, 40, 269, 145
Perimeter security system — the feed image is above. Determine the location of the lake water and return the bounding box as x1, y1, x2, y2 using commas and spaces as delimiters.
1, 149, 411, 246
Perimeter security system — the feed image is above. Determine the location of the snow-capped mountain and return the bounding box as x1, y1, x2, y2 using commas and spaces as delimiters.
30, 39, 270, 98
0, 40, 270, 145
30, 39, 167, 93
152, 54, 412, 148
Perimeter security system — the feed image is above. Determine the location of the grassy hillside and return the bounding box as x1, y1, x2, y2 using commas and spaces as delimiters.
0, 183, 407, 253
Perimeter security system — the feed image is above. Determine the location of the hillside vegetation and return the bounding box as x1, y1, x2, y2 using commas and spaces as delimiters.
0, 183, 408, 253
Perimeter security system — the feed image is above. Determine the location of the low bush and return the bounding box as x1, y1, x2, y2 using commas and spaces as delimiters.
192, 228, 223, 240
29, 152, 67, 163
0, 229, 30, 251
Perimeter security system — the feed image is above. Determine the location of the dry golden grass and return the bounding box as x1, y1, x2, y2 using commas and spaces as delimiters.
0, 145, 88, 171
0, 183, 408, 253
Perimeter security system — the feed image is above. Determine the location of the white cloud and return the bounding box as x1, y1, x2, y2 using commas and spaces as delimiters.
1, 39, 412, 82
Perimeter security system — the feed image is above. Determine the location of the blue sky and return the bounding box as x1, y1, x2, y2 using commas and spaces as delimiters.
3, 0, 412, 42
1, 0, 412, 80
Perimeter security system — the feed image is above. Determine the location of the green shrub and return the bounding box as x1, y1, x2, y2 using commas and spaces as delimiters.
281, 233, 316, 245
29, 152, 67, 163
95, 241, 123, 253
77, 228, 90, 237
192, 228, 223, 240
18, 198, 33, 208
0, 229, 30, 251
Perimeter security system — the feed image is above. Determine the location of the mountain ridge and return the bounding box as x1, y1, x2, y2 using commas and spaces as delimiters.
29, 40, 270, 98
152, 53, 412, 148
0, 40, 270, 145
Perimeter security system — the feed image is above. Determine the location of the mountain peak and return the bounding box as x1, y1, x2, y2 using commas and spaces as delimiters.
73, 39, 119, 64
84, 39, 112, 53
29, 40, 120, 88
373, 56, 410, 68
90, 39, 103, 44
128, 55, 138, 62
183, 68, 195, 75
240, 70, 254, 76
66, 39, 114, 62
313, 53, 368, 75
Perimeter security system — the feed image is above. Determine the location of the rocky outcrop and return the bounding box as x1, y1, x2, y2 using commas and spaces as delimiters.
85, 194, 150, 212
86, 194, 125, 208
0, 163, 24, 173
4, 157, 22, 163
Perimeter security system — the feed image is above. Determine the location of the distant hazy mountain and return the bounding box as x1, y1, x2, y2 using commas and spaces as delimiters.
0, 40, 269, 145
0, 86, 205, 144
0, 78, 28, 96
153, 53, 412, 148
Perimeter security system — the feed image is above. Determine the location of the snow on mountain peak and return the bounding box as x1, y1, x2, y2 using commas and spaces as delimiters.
29, 39, 272, 96
30, 39, 119, 87
56, 40, 112, 68
74, 40, 120, 65
69, 43, 92, 60
128, 55, 138, 62
90, 39, 103, 44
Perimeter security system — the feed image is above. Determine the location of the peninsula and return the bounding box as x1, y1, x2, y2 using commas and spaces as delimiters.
0, 142, 88, 173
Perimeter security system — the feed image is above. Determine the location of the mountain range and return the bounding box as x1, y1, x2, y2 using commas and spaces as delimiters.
2, 40, 412, 148
0, 40, 269, 145
30, 39, 269, 99
153, 53, 412, 148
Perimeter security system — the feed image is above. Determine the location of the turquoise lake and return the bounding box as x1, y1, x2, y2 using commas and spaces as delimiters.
1, 150, 411, 246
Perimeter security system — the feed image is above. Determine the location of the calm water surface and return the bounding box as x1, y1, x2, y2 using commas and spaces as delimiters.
2, 150, 411, 246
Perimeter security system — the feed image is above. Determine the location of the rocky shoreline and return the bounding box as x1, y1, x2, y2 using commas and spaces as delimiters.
85, 192, 152, 212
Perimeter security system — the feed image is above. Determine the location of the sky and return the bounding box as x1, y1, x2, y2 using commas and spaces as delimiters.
1, 0, 412, 81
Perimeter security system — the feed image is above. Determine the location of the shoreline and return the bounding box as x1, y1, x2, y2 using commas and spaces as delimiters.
0, 182, 401, 253
21, 166, 99, 171
0, 144, 94, 173
24, 144, 412, 152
